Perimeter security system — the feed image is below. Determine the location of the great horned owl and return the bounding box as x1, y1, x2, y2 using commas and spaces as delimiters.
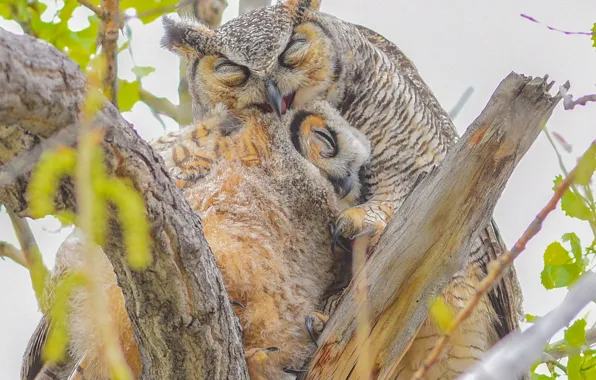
21, 101, 370, 380
160, 1, 524, 377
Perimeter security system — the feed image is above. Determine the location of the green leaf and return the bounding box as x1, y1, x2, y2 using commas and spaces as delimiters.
568, 355, 582, 380
562, 232, 583, 264
565, 319, 587, 348
131, 66, 156, 78
117, 79, 140, 112
575, 151, 596, 186
0, 5, 11, 19
544, 242, 572, 266
120, 0, 179, 24
592, 23, 596, 49
540, 263, 582, 289
554, 176, 593, 221
525, 314, 540, 323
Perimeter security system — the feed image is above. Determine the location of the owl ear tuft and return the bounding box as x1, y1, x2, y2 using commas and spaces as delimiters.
161, 16, 215, 59
282, 0, 322, 12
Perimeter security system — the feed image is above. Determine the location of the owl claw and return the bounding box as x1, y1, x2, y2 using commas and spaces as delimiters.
230, 300, 245, 309
283, 367, 307, 375
333, 204, 389, 248
330, 223, 351, 255
305, 312, 330, 346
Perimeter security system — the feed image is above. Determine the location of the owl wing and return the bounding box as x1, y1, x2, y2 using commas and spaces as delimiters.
353, 23, 523, 339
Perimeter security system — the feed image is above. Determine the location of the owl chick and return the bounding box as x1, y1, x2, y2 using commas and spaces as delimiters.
21, 101, 370, 380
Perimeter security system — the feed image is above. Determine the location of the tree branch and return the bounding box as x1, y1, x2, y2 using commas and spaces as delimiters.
239, 0, 271, 16
305, 73, 564, 379
415, 133, 591, 378
544, 326, 596, 361
0, 27, 248, 380
78, 0, 104, 18
0, 241, 27, 268
462, 271, 596, 380
101, 0, 120, 106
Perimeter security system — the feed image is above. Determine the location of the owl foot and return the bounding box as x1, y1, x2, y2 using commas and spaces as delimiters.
305, 312, 329, 346
246, 347, 280, 380
332, 203, 390, 251
230, 300, 245, 309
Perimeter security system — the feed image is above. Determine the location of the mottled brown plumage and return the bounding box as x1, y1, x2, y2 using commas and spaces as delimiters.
21, 101, 370, 380
161, 1, 524, 378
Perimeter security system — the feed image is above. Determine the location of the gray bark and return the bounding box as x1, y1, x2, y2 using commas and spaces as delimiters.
305, 74, 565, 379
0, 28, 248, 380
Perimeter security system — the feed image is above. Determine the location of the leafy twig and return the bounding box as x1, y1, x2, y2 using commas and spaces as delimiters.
543, 326, 596, 361
461, 272, 596, 380
413, 139, 596, 379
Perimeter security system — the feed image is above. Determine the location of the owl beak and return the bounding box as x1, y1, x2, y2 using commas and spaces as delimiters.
266, 79, 284, 117
329, 175, 354, 199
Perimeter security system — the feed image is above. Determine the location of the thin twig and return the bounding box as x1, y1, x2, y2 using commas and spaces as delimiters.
413, 139, 596, 379
7, 208, 41, 269
543, 326, 596, 361
559, 85, 596, 110
448, 87, 474, 121
520, 14, 595, 36
0, 241, 28, 268
101, 0, 120, 106
78, 0, 104, 18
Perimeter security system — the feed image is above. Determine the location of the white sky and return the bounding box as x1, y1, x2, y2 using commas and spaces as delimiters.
2, 0, 596, 378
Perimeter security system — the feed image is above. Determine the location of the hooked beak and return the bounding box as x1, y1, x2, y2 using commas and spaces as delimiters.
329, 175, 354, 199
266, 79, 283, 117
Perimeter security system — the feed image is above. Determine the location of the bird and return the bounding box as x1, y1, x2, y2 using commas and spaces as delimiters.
160, 1, 524, 377
20, 100, 371, 380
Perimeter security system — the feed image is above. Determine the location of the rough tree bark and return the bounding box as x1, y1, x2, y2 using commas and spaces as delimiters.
305, 74, 564, 379
0, 26, 564, 380
0, 28, 248, 380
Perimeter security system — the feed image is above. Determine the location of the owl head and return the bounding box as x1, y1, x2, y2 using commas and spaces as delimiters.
161, 0, 335, 118
286, 101, 370, 207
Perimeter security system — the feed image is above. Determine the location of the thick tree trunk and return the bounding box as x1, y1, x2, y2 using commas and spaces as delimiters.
304, 74, 564, 379
0, 26, 565, 379
0, 28, 248, 380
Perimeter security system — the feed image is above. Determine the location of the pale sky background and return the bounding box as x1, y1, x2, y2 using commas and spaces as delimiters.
2, 0, 596, 378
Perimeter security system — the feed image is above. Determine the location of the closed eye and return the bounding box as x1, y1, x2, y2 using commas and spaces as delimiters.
214, 58, 249, 86
313, 128, 338, 158
280, 37, 308, 68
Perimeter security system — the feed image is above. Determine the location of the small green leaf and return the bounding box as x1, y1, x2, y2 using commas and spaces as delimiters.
567, 354, 582, 380
554, 176, 592, 221
544, 242, 571, 266
592, 23, 596, 50
117, 79, 140, 112
429, 297, 454, 333
525, 314, 540, 323
565, 319, 587, 348
131, 66, 156, 78
540, 263, 582, 289
121, 0, 179, 24
575, 151, 596, 186
562, 232, 583, 264
0, 5, 10, 19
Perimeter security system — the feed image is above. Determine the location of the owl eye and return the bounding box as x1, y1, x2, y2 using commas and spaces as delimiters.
214, 58, 249, 86
280, 37, 308, 68
312, 127, 338, 158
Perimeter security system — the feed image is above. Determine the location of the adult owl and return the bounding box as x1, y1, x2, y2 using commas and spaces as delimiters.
160, 0, 524, 377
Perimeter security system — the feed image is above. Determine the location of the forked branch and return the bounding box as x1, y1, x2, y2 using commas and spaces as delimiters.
305, 73, 565, 379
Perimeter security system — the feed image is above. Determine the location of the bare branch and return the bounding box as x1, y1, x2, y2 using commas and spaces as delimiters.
462, 272, 596, 380
305, 74, 564, 378
0, 27, 248, 379
448, 86, 474, 120
78, 0, 104, 18
6, 208, 41, 269
520, 14, 594, 36
415, 135, 594, 378
0, 241, 27, 268
559, 85, 596, 110
139, 87, 192, 126
101, 0, 120, 106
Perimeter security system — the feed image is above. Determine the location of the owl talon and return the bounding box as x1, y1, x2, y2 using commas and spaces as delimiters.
230, 300, 245, 309
330, 223, 351, 255
305, 312, 329, 346
284, 367, 307, 374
